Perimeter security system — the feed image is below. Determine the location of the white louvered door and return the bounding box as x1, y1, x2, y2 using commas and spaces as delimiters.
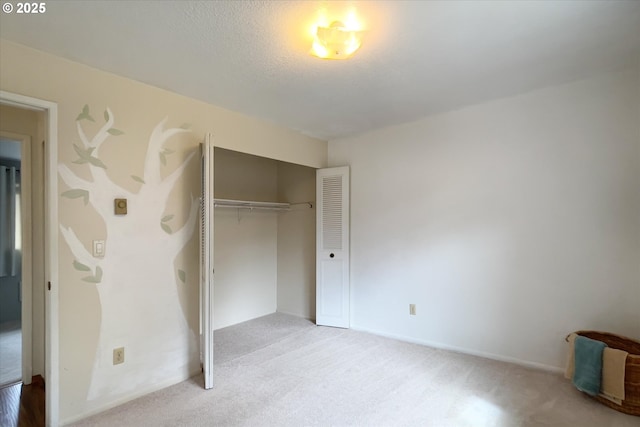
200, 134, 214, 389
316, 166, 350, 328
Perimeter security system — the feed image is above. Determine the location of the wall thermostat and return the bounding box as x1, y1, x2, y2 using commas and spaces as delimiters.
114, 198, 127, 215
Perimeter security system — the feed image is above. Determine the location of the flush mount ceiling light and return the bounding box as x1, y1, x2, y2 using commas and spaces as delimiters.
311, 20, 364, 60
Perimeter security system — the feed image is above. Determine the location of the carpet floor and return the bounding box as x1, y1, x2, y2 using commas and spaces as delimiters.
71, 313, 638, 427
0, 321, 21, 387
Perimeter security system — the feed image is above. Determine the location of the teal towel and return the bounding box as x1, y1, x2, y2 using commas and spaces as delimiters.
573, 335, 607, 396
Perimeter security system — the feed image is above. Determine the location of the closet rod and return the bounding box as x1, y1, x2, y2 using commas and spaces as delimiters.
213, 198, 291, 211
290, 201, 313, 208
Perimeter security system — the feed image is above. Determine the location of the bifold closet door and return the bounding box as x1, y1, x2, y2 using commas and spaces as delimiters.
316, 166, 350, 328
200, 134, 214, 389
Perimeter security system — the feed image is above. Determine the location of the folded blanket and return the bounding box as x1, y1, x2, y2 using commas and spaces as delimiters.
573, 335, 607, 396
565, 333, 577, 380
600, 347, 628, 404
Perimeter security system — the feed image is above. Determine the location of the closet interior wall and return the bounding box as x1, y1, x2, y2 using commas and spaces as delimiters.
276, 162, 316, 320
213, 148, 316, 330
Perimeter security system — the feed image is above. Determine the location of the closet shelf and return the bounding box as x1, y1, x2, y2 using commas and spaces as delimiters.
214, 198, 290, 211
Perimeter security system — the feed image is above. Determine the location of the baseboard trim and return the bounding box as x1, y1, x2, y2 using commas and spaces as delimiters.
60, 369, 200, 425
275, 310, 316, 323
350, 324, 564, 374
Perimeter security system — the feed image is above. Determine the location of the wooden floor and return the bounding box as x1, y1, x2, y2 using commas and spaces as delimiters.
0, 376, 45, 427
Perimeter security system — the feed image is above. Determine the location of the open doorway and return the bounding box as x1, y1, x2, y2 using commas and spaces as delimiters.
200, 145, 318, 387
0, 92, 58, 426
0, 136, 25, 387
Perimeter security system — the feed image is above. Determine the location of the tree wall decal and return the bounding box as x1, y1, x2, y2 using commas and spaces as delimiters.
59, 106, 200, 399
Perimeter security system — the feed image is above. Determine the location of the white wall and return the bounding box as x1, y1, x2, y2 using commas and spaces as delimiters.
277, 162, 316, 320
329, 67, 640, 370
214, 148, 278, 329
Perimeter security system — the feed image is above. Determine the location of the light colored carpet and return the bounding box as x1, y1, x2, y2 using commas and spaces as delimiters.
71, 313, 638, 427
0, 321, 21, 386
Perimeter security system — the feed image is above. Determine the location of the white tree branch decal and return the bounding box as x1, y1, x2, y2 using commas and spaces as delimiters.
59, 106, 199, 399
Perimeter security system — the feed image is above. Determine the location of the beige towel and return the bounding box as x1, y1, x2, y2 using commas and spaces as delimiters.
564, 333, 577, 380
599, 347, 628, 404
565, 333, 628, 405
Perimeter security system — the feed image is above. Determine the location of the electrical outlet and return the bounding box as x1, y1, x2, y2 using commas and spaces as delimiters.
113, 347, 125, 365
409, 304, 417, 315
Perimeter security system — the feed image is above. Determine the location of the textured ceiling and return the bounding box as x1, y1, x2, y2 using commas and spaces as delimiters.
1, 1, 639, 140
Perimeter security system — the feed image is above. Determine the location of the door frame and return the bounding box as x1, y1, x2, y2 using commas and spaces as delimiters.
0, 90, 59, 427
0, 130, 33, 386
200, 134, 214, 389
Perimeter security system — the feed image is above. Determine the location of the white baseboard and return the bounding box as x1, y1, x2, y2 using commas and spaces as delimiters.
275, 310, 316, 323
350, 324, 564, 375
61, 369, 200, 426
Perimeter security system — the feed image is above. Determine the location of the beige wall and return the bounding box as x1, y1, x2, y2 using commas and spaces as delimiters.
0, 40, 327, 423
0, 41, 327, 169
277, 162, 316, 319
0, 104, 45, 378
214, 148, 278, 329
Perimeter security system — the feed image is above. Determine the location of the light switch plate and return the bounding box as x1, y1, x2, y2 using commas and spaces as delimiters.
93, 240, 105, 257
114, 198, 127, 215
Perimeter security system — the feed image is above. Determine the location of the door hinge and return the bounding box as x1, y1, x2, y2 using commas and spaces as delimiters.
48, 281, 51, 291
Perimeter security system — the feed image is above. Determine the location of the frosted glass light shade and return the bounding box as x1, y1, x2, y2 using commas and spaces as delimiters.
311, 21, 364, 60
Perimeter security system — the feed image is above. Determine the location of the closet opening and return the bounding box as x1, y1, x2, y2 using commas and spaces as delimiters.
212, 147, 317, 330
